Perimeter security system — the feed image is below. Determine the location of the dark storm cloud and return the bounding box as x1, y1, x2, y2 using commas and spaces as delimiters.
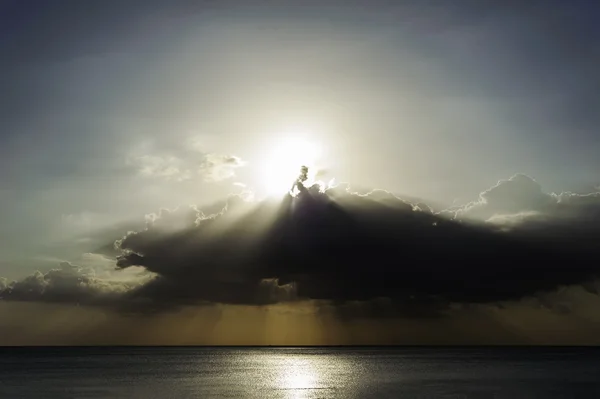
108, 177, 600, 311
3, 175, 600, 314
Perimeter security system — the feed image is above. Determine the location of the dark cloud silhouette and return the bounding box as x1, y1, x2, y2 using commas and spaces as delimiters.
3, 175, 600, 315
109, 177, 600, 311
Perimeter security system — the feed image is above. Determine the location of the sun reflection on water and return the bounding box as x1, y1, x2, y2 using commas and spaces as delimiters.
273, 353, 344, 399
191, 348, 359, 398
279, 358, 318, 390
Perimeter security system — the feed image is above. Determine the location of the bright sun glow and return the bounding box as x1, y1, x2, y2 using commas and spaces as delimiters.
261, 136, 323, 196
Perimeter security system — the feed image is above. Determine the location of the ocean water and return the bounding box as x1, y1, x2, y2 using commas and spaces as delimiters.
0, 347, 599, 398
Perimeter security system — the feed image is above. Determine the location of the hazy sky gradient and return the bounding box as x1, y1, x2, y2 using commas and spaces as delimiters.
1, 0, 600, 344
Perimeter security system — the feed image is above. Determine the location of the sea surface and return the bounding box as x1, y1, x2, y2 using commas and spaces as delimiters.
0, 347, 599, 398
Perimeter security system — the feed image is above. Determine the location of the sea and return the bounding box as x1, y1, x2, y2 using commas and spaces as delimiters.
0, 347, 599, 398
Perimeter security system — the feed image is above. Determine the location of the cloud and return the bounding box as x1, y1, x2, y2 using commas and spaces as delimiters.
452, 173, 600, 225
0, 254, 151, 306
448, 174, 600, 255
452, 174, 554, 221
199, 154, 245, 182
3, 175, 600, 317
127, 137, 245, 183
108, 178, 599, 312
133, 154, 193, 182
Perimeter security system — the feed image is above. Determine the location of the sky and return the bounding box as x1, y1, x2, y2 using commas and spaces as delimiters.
1, 0, 600, 345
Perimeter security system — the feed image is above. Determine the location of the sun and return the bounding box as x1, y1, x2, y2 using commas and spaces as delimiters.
261, 136, 322, 196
